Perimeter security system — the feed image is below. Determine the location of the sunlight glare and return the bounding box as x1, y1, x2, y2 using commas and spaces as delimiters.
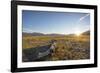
75, 31, 81, 36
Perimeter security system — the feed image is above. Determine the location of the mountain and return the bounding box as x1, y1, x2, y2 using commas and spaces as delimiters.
23, 30, 90, 37
22, 32, 44, 36
66, 30, 90, 36
82, 30, 90, 35
23, 32, 65, 36
46, 33, 65, 36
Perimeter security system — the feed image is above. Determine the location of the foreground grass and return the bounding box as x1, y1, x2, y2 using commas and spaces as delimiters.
22, 35, 90, 61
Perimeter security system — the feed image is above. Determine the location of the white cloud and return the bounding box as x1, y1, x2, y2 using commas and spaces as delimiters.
79, 14, 90, 21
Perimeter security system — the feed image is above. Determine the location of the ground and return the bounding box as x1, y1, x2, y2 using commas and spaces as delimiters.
22, 35, 90, 62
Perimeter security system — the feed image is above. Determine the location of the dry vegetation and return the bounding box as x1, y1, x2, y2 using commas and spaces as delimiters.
22, 35, 90, 62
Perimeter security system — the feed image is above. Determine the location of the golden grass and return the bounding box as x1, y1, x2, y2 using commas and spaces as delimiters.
22, 35, 90, 60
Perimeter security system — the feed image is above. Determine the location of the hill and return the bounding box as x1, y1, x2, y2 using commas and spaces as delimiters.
22, 32, 44, 36
22, 32, 65, 36
82, 30, 90, 35
23, 30, 90, 37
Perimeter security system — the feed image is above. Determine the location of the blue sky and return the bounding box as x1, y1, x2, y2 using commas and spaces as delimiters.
22, 10, 90, 34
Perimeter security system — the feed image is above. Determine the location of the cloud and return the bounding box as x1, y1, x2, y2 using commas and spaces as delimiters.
79, 14, 90, 21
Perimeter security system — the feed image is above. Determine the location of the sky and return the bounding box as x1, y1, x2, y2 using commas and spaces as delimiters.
22, 10, 90, 34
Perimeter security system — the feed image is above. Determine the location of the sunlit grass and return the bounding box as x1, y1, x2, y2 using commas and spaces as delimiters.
22, 35, 90, 61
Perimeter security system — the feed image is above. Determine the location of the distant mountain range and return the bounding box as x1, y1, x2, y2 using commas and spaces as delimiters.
23, 30, 90, 36
22, 32, 65, 36
22, 32, 44, 36
82, 30, 90, 35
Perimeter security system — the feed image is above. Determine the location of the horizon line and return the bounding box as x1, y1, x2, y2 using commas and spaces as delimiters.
22, 29, 90, 35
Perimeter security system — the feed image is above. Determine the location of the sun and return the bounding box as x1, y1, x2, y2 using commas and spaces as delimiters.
75, 31, 81, 36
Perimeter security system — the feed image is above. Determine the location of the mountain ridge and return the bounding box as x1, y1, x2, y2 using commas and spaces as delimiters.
23, 30, 90, 36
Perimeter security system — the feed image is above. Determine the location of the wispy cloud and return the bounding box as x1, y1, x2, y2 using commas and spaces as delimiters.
79, 14, 90, 22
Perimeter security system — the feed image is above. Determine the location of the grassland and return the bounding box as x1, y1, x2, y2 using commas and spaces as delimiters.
22, 34, 90, 62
